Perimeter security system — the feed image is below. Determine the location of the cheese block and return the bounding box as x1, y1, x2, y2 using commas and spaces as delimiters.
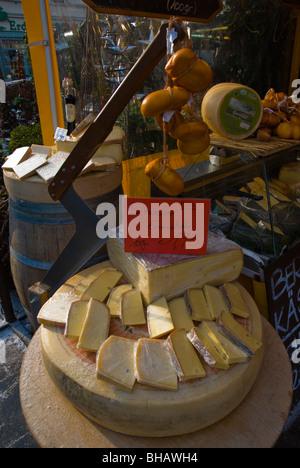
64, 300, 89, 339
167, 329, 206, 381
106, 284, 133, 317
135, 338, 178, 391
218, 310, 263, 356
168, 297, 194, 331
13, 154, 47, 180
76, 268, 123, 302
120, 289, 146, 326
203, 284, 229, 320
2, 146, 31, 169
77, 299, 110, 352
221, 282, 250, 318
107, 231, 243, 305
199, 321, 248, 364
187, 326, 229, 370
96, 335, 136, 392
184, 288, 212, 321
147, 296, 174, 338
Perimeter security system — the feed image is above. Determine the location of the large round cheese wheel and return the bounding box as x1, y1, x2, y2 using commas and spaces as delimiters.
40, 279, 264, 437
202, 83, 263, 140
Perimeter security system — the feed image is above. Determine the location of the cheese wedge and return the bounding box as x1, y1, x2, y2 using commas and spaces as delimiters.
107, 232, 243, 305
167, 329, 206, 381
120, 289, 146, 326
199, 321, 248, 364
135, 338, 178, 391
203, 284, 229, 320
96, 335, 136, 392
75, 268, 123, 302
77, 299, 110, 352
184, 288, 212, 321
221, 283, 249, 318
64, 300, 89, 339
2, 146, 31, 169
147, 296, 174, 338
218, 310, 263, 356
168, 297, 194, 331
106, 284, 133, 317
187, 326, 229, 370
66, 260, 113, 289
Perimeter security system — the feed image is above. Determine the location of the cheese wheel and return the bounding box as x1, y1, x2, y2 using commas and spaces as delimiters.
41, 275, 264, 437
201, 83, 263, 140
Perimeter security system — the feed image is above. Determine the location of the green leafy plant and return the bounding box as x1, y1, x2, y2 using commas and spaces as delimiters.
9, 123, 43, 152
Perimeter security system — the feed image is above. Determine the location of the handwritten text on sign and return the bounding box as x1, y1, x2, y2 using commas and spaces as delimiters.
123, 197, 210, 255
266, 243, 300, 399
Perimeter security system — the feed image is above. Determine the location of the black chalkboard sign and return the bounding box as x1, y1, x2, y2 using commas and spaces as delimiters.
83, 0, 223, 23
265, 242, 300, 408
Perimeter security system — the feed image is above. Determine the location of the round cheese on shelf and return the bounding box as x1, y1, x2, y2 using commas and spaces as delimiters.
40, 271, 264, 438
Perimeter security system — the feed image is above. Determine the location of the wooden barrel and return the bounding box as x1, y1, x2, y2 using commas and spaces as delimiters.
4, 167, 122, 328
201, 83, 263, 140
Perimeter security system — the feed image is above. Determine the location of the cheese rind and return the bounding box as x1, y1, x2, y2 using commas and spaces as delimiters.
147, 296, 174, 338
135, 338, 178, 391
168, 297, 194, 331
188, 326, 229, 370
77, 299, 110, 352
218, 310, 263, 356
184, 288, 212, 321
64, 300, 89, 339
203, 284, 229, 320
199, 321, 248, 364
96, 335, 136, 392
106, 284, 133, 317
187, 327, 217, 368
167, 329, 206, 381
221, 282, 250, 318
120, 289, 146, 326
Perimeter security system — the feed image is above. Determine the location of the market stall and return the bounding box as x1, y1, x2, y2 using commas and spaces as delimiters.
2, 0, 299, 448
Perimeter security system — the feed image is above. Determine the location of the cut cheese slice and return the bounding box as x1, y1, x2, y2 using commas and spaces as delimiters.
135, 338, 178, 391
167, 329, 206, 381
184, 288, 212, 321
2, 146, 31, 169
120, 289, 146, 326
96, 335, 136, 392
218, 310, 263, 356
64, 300, 89, 339
221, 282, 250, 318
76, 268, 123, 302
168, 297, 194, 331
147, 296, 174, 338
199, 321, 248, 364
106, 284, 133, 317
203, 284, 229, 320
77, 298, 110, 352
187, 326, 229, 370
66, 260, 113, 289
107, 232, 243, 305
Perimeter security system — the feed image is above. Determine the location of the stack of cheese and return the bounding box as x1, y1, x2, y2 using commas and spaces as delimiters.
38, 253, 263, 394
1, 125, 125, 182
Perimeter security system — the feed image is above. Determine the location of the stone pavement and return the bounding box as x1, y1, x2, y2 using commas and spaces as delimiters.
0, 290, 299, 448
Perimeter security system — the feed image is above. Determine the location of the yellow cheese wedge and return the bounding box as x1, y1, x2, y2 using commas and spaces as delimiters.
120, 289, 146, 326
203, 284, 229, 320
168, 297, 194, 331
221, 283, 250, 318
135, 338, 178, 391
77, 298, 110, 352
184, 288, 212, 321
65, 260, 114, 289
167, 329, 206, 381
75, 268, 123, 303
106, 284, 133, 317
187, 326, 229, 370
199, 321, 248, 364
64, 300, 89, 339
147, 296, 174, 338
96, 335, 136, 392
218, 310, 263, 356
